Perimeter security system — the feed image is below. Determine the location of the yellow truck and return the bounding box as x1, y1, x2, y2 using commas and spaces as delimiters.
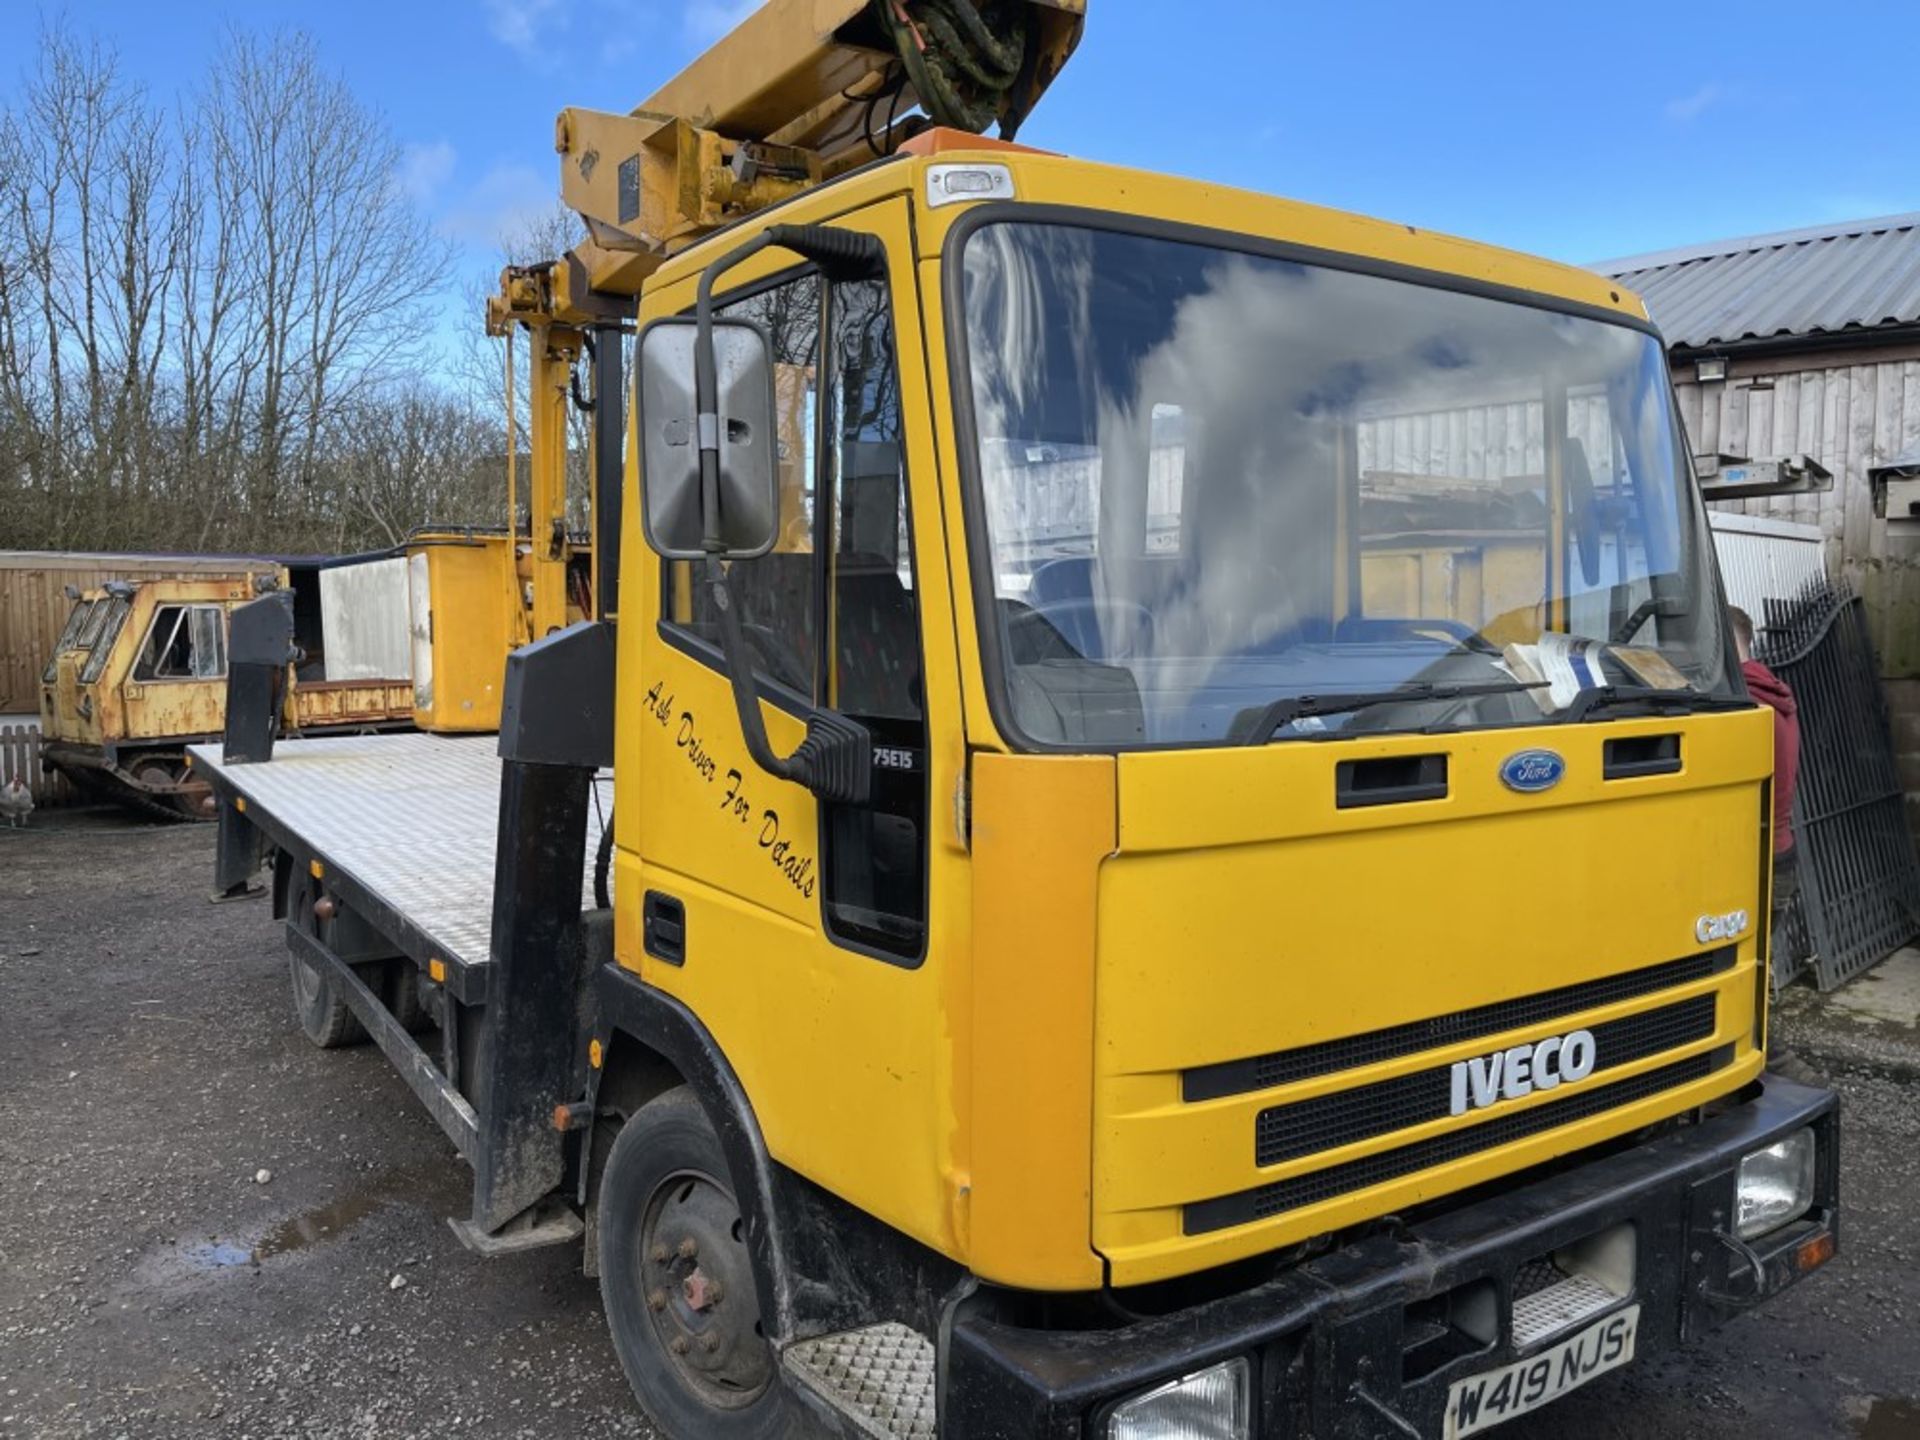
39, 562, 412, 818
192, 5, 1837, 1436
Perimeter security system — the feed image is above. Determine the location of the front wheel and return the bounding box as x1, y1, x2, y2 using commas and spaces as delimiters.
597, 1088, 804, 1439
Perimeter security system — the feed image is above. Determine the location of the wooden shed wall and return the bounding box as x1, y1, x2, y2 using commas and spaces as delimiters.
1677, 342, 1920, 673
0, 554, 272, 714
1677, 341, 1920, 841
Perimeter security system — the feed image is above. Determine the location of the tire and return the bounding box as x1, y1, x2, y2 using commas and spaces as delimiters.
597, 1088, 804, 1440
387, 962, 431, 1033
288, 947, 367, 1048
287, 871, 367, 1049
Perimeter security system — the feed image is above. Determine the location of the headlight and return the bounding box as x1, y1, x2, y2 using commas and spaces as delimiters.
1108, 1357, 1250, 1440
1735, 1127, 1816, 1239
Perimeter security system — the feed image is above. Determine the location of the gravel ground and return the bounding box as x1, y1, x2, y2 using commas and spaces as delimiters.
1, 809, 1916, 1439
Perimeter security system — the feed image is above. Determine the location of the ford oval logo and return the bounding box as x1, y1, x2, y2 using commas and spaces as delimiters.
1500, 749, 1565, 793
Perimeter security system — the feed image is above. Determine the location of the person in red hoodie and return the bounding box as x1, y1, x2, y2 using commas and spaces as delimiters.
1730, 606, 1816, 1081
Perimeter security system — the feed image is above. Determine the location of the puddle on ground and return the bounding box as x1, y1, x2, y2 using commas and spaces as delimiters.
1858, 1400, 1920, 1440
131, 1169, 422, 1292
254, 1172, 412, 1260
180, 1241, 252, 1270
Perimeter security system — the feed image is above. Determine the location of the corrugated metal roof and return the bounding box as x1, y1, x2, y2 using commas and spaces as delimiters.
1593, 212, 1920, 351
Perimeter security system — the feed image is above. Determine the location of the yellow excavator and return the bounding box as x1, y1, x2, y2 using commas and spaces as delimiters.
199, 4, 1838, 1437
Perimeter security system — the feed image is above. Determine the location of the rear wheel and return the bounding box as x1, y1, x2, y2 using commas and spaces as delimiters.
597, 1088, 803, 1439
287, 872, 367, 1049
387, 963, 431, 1033
289, 950, 364, 1048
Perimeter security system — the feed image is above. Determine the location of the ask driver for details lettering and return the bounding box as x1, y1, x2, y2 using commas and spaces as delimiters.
646, 678, 818, 900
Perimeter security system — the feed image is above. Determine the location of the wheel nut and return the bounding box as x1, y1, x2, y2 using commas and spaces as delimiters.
701, 1333, 721, 1353
651, 1244, 669, 1265
677, 1237, 699, 1261
647, 1288, 668, 1312
670, 1336, 690, 1356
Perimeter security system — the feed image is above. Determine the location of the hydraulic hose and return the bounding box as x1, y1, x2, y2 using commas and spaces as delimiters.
873, 0, 1032, 137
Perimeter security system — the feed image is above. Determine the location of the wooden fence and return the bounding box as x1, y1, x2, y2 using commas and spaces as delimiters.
0, 720, 75, 806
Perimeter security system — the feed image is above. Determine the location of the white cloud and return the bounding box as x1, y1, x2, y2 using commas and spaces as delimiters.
438, 162, 558, 249
485, 0, 563, 60
685, 0, 764, 45
1664, 83, 1724, 123
398, 140, 458, 206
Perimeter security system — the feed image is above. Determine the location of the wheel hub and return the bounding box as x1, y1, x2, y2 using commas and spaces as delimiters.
640, 1170, 771, 1406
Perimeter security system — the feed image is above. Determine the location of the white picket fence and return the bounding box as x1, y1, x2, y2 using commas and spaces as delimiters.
0, 718, 75, 806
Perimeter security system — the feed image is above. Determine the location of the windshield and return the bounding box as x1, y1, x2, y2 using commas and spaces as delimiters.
957, 221, 1732, 748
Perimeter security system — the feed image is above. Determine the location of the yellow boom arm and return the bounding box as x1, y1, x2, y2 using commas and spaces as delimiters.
483, 0, 1086, 654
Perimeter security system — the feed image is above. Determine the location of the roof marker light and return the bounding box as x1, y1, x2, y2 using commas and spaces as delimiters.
926, 163, 1014, 209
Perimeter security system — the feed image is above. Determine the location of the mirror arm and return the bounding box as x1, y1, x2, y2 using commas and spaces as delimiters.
703, 555, 872, 805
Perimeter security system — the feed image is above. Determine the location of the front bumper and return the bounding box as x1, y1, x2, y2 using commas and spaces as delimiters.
946, 1076, 1838, 1439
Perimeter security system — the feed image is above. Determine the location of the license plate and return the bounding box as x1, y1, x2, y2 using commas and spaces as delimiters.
1443, 1304, 1638, 1438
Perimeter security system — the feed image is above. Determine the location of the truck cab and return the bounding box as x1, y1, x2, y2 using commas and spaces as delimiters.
588, 138, 1835, 1433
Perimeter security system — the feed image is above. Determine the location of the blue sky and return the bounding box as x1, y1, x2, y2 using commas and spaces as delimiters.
13, 2, 1920, 304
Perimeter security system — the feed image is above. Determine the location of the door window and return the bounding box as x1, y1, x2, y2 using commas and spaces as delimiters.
134, 604, 228, 681
661, 260, 929, 960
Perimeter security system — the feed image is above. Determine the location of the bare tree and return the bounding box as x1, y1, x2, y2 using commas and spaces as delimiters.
0, 23, 471, 555
0, 26, 556, 564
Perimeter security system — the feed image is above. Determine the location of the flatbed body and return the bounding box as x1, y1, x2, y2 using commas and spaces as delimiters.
191, 732, 608, 998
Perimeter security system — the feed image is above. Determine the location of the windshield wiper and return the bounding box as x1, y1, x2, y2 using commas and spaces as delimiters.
1234, 680, 1547, 745
1560, 685, 1748, 722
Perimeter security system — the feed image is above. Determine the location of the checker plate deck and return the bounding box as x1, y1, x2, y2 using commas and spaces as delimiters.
190, 732, 608, 972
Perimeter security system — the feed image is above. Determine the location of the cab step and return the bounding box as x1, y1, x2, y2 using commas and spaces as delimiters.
782, 1322, 937, 1439
446, 1195, 585, 1257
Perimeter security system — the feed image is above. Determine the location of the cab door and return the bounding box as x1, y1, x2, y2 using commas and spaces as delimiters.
619, 195, 971, 1255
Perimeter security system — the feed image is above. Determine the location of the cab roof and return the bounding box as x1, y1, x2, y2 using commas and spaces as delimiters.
646, 140, 1647, 326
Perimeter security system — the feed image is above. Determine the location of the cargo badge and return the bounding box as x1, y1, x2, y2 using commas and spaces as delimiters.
1499, 749, 1565, 793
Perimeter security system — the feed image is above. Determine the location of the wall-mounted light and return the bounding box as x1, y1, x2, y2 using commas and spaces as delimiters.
1696, 356, 1729, 383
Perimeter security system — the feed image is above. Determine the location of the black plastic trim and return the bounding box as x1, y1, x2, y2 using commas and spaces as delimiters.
1335, 753, 1448, 809
1187, 1049, 1731, 1234
1183, 948, 1734, 1102
1603, 732, 1682, 779
1253, 994, 1717, 1166
643, 890, 687, 965
655, 620, 817, 722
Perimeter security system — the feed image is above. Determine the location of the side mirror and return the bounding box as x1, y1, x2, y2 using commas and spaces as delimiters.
637, 316, 778, 560
642, 222, 886, 808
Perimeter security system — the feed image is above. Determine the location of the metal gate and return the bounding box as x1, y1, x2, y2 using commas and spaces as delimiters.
1759, 577, 1920, 991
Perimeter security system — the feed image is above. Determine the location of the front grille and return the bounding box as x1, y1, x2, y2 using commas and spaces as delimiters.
1253, 994, 1717, 1166
1185, 1048, 1730, 1235
1184, 949, 1734, 1102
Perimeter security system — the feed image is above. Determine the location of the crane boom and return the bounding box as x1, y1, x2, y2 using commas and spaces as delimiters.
483, 0, 1085, 644
552, 0, 1084, 296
